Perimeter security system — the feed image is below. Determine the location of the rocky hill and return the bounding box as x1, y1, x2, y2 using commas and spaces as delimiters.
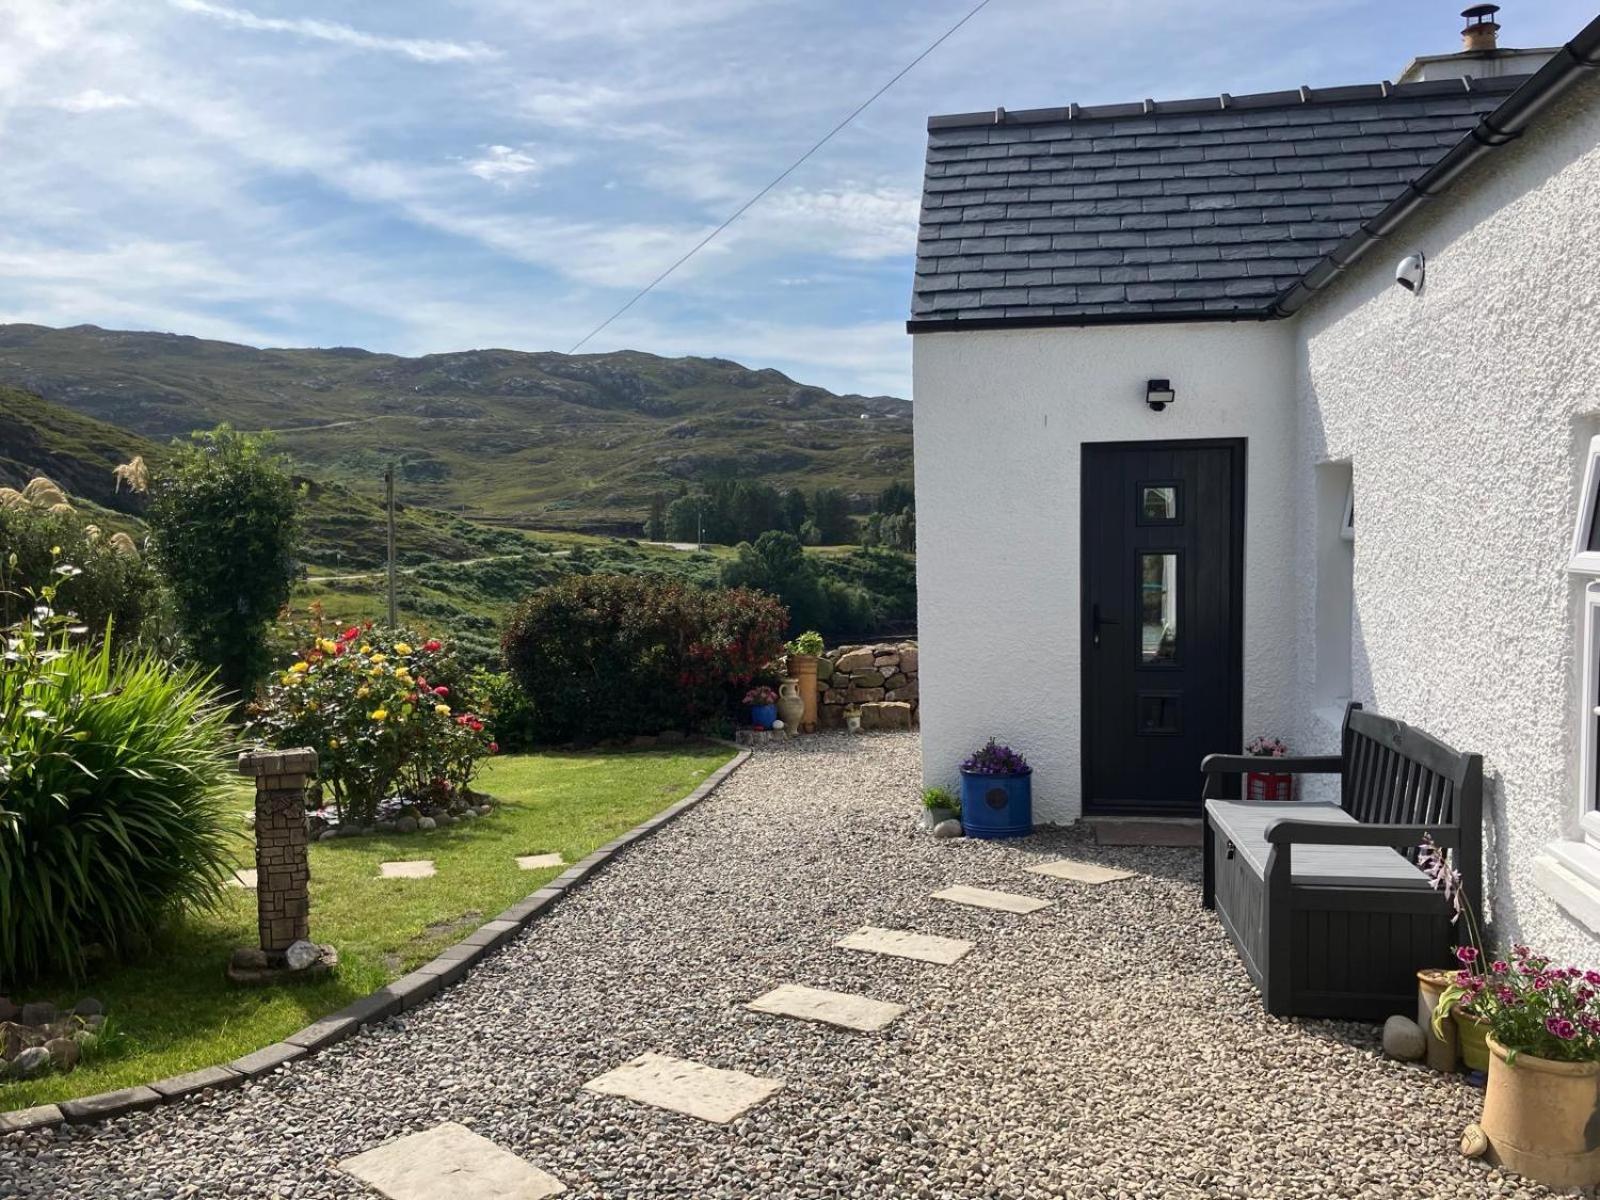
0, 324, 912, 532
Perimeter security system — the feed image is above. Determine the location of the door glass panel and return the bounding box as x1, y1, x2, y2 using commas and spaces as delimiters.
1140, 552, 1179, 663
1140, 484, 1179, 524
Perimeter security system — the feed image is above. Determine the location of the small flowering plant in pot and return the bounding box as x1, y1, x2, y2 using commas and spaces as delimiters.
1421, 837, 1600, 1188
958, 739, 1032, 839
1244, 734, 1292, 802
920, 785, 958, 831
743, 685, 778, 730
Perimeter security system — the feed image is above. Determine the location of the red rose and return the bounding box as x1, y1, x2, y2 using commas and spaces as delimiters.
488, 742, 499, 754
433, 685, 449, 696
341, 626, 360, 642
423, 639, 443, 653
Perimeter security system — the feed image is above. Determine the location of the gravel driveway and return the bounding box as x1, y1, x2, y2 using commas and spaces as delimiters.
1, 734, 1556, 1198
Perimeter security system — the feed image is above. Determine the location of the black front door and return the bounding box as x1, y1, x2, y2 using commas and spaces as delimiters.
1081, 440, 1245, 814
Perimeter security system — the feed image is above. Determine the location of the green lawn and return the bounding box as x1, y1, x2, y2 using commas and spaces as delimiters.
2, 745, 733, 1111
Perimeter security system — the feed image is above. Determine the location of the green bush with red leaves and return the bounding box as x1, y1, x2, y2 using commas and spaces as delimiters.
501, 574, 787, 743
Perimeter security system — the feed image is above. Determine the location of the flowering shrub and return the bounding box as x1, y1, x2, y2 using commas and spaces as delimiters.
502, 574, 788, 743
961, 739, 1030, 776
743, 686, 778, 707
250, 616, 495, 825
1421, 835, 1600, 1062
1245, 735, 1288, 757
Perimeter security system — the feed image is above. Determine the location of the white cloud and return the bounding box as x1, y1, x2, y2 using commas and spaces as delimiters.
167, 0, 499, 63
464, 145, 545, 186
52, 88, 138, 113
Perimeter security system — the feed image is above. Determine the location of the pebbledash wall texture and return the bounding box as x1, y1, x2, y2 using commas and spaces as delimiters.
912, 67, 1600, 955
1288, 74, 1600, 961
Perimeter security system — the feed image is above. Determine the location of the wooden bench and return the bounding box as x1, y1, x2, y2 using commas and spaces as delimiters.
1200, 703, 1482, 1019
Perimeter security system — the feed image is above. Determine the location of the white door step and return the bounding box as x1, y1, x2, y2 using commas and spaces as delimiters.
746, 983, 906, 1032
835, 926, 974, 965
1025, 859, 1135, 885
932, 885, 1052, 914
582, 1052, 783, 1124
340, 1121, 566, 1199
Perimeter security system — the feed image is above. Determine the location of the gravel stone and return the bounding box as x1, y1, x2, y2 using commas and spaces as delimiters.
0, 734, 1535, 1198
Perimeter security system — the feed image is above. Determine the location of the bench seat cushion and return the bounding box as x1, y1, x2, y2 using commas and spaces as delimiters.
1205, 799, 1431, 890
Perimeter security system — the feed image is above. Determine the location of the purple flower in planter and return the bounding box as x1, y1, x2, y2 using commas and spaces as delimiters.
1455, 944, 1480, 965
961, 738, 1031, 776
1547, 1016, 1579, 1041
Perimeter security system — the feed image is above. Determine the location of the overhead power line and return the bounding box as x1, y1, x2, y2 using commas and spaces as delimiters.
567, 0, 997, 354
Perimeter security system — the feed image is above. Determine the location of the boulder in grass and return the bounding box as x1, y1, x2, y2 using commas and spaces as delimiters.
44, 1037, 79, 1071
285, 940, 322, 971
12, 1047, 51, 1078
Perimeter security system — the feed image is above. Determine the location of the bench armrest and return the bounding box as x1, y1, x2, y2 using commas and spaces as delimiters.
1264, 821, 1460, 849
1200, 754, 1342, 776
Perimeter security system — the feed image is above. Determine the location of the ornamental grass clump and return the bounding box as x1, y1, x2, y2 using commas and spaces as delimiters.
0, 559, 236, 983
960, 739, 1031, 776
250, 613, 496, 826
1421, 834, 1600, 1062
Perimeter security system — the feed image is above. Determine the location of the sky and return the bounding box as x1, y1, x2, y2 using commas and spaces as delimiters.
0, 1, 1592, 399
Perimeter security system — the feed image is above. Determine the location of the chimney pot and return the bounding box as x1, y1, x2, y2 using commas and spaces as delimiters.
1461, 3, 1500, 53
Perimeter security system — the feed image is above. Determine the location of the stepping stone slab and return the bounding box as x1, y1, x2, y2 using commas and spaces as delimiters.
932, 885, 1053, 914
379, 860, 436, 879
835, 926, 974, 965
746, 983, 906, 1032
341, 1121, 565, 1199
583, 1052, 782, 1124
1026, 858, 1136, 885
516, 853, 564, 870
228, 868, 258, 889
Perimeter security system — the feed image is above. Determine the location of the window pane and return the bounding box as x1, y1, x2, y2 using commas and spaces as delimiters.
1140, 552, 1178, 663
1141, 485, 1178, 523
1588, 488, 1600, 553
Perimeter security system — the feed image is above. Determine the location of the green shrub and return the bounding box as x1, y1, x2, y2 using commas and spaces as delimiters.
922, 786, 956, 811
0, 612, 236, 983
470, 667, 537, 753
147, 426, 300, 702
0, 498, 167, 644
502, 574, 787, 743
250, 618, 495, 825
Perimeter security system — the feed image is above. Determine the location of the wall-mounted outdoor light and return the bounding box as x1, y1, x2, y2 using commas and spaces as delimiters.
1145, 378, 1176, 412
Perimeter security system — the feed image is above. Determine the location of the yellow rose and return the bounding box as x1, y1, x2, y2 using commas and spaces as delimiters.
306, 700, 319, 712
318, 639, 338, 655
280, 673, 296, 686
370, 653, 387, 664
359, 643, 371, 655
329, 737, 340, 749
396, 671, 413, 685
289, 661, 310, 674
435, 703, 450, 715
370, 708, 388, 721
394, 642, 413, 655
357, 685, 370, 698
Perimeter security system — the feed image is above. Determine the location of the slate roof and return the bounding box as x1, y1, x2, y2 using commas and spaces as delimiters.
909, 76, 1527, 328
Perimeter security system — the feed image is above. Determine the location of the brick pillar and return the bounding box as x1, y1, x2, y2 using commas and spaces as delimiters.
238, 748, 316, 953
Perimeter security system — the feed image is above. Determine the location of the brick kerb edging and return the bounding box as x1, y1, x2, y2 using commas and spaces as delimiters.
0, 748, 752, 1135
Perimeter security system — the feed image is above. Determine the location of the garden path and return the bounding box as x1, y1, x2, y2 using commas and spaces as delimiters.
3, 734, 1535, 1198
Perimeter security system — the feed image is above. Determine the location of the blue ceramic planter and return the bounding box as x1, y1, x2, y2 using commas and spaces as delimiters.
749, 703, 777, 729
960, 770, 1033, 838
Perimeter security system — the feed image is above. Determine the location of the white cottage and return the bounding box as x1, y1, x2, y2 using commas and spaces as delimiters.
911, 8, 1600, 959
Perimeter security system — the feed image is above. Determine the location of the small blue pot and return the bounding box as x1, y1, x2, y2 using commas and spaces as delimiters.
960, 770, 1033, 839
750, 703, 777, 728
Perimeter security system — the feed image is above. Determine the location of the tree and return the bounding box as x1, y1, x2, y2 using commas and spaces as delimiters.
720, 530, 826, 632
781, 488, 809, 534
644, 492, 666, 541
147, 426, 299, 703
877, 480, 914, 516
810, 487, 854, 545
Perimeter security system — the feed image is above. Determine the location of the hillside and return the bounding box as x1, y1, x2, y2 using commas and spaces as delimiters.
0, 324, 913, 533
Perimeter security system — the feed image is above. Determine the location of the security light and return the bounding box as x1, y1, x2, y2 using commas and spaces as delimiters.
1145, 379, 1175, 412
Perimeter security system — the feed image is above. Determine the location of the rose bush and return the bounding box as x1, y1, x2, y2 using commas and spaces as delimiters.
250, 614, 495, 825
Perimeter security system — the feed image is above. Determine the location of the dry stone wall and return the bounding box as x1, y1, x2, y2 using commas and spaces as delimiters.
815, 641, 919, 731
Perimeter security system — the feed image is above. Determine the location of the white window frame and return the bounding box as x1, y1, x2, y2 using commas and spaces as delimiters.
1570, 435, 1600, 574
1582, 583, 1600, 844
1339, 481, 1354, 543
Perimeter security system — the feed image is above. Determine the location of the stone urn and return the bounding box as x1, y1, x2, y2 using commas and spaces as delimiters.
1480, 1035, 1600, 1188
788, 654, 819, 733
776, 678, 805, 736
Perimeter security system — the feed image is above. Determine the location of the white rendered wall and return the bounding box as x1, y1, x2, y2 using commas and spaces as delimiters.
1290, 74, 1600, 959
912, 321, 1297, 824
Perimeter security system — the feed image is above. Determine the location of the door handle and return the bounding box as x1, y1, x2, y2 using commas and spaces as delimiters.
1091, 602, 1120, 647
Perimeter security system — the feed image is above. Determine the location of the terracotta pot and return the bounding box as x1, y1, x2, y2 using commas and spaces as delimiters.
1417, 968, 1458, 1072
776, 678, 804, 735
790, 655, 819, 733
1481, 1035, 1600, 1189
1457, 1010, 1492, 1072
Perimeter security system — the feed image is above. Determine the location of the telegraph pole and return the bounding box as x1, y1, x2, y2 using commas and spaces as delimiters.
384, 463, 398, 628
